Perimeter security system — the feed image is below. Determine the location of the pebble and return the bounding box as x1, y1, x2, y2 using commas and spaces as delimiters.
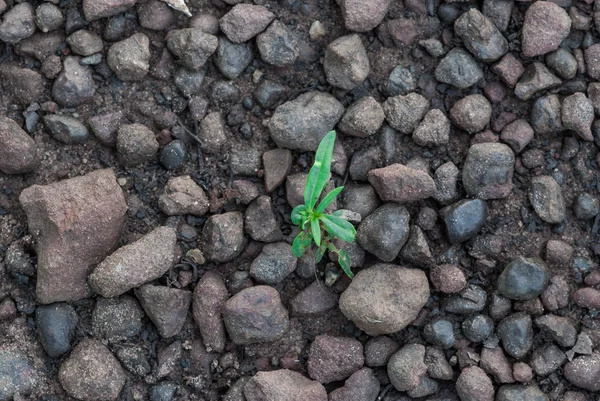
512, 363, 533, 383
89, 226, 177, 298
199, 112, 228, 154
454, 8, 507, 62
462, 143, 515, 199
574, 192, 600, 219
36, 303, 77, 357
500, 119, 534, 154
531, 94, 563, 133
413, 109, 450, 146
438, 3, 461, 24
585, 44, 600, 80
480, 347, 514, 384
116, 123, 159, 166
166, 28, 218, 71
244, 196, 282, 242
0, 64, 44, 105
160, 139, 186, 170
83, 0, 136, 21
192, 272, 229, 353
419, 38, 445, 58
0, 348, 39, 400
521, 1, 572, 57
158, 175, 209, 216
92, 295, 144, 342
223, 285, 289, 344
545, 48, 577, 79
562, 92, 594, 141
442, 284, 487, 314
483, 0, 513, 32
257, 20, 299, 67
0, 116, 38, 174
291, 281, 338, 316
67, 30, 103, 56
43, 114, 89, 144
103, 15, 127, 41
462, 314, 494, 343
219, 4, 275, 43
497, 313, 533, 359
368, 163, 435, 203
253, 79, 286, 109
244, 370, 327, 401
382, 65, 416, 97
564, 353, 600, 391
456, 366, 494, 401
430, 264, 466, 294
250, 242, 297, 285
530, 344, 566, 376
201, 212, 245, 262
535, 316, 576, 349
433, 162, 459, 205
349, 147, 381, 181
425, 347, 454, 380
215, 37, 252, 80
423, 319, 455, 349
529, 176, 566, 224
435, 48, 484, 89
339, 0, 392, 32
364, 336, 399, 367
356, 204, 409, 262
492, 53, 525, 87
52, 57, 96, 107
338, 96, 385, 138
20, 170, 127, 303
149, 382, 177, 401
269, 91, 344, 151
399, 225, 432, 268
387, 343, 427, 392
339, 264, 429, 335
189, 13, 219, 35
382, 92, 429, 134
174, 68, 206, 98
498, 256, 548, 300
138, 0, 174, 31
450, 94, 492, 134
514, 62, 562, 101
441, 199, 487, 244
136, 284, 192, 338
496, 384, 549, 401
307, 335, 364, 384
107, 33, 150, 81
58, 339, 126, 401
328, 368, 380, 401
261, 149, 291, 194
0, 3, 35, 43
35, 3, 64, 33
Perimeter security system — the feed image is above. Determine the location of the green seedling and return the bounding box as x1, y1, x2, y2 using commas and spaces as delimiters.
291, 131, 357, 278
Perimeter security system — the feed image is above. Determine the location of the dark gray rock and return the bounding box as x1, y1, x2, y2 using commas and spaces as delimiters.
36, 303, 77, 357
160, 140, 186, 170
462, 143, 515, 199
216, 37, 252, 79
257, 20, 299, 67
545, 48, 577, 80
483, 0, 513, 32
88, 111, 123, 147
307, 334, 364, 384
328, 368, 380, 401
342, 184, 380, 219
529, 176, 566, 224
67, 30, 102, 56
387, 343, 427, 392
209, 81, 240, 107
36, 3, 64, 33
219, 4, 275, 43
564, 353, 600, 391
534, 314, 577, 347
249, 242, 296, 285
462, 314, 494, 343
443, 285, 487, 314
435, 48, 484, 89
0, 348, 39, 401
244, 195, 282, 242
356, 204, 410, 262
450, 94, 492, 134
574, 192, 599, 219
514, 63, 561, 101
174, 68, 206, 98
166, 28, 218, 71
382, 93, 429, 134
441, 199, 487, 244
454, 8, 508, 62
116, 345, 151, 377
413, 109, 450, 146
202, 212, 245, 262
498, 257, 548, 301
497, 313, 533, 359
530, 344, 566, 376
253, 79, 286, 109
423, 319, 455, 349
149, 382, 177, 401
364, 336, 399, 367
382, 65, 416, 97
0, 3, 35, 44
52, 57, 95, 107
43, 115, 89, 144
349, 147, 381, 181
433, 162, 459, 205
92, 296, 144, 342
135, 284, 192, 338
338, 96, 385, 138
531, 94, 563, 134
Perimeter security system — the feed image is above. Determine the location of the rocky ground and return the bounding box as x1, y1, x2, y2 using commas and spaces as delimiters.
1, 0, 600, 400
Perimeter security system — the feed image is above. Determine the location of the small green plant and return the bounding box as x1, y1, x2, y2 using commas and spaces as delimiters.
291, 130, 356, 278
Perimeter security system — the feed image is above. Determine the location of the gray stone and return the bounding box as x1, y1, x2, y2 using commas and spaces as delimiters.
574, 192, 600, 219
158, 176, 209, 216
199, 112, 228, 154
442, 285, 487, 314
263, 149, 292, 193
462, 143, 515, 199
174, 68, 206, 98
43, 114, 89, 144
0, 63, 44, 105
324, 34, 369, 90
88, 111, 123, 147
368, 163, 435, 203
117, 123, 159, 166
450, 94, 492, 134
545, 49, 577, 80
250, 242, 296, 285
338, 97, 385, 138
92, 296, 144, 342
433, 161, 459, 205
215, 37, 252, 79
340, 0, 392, 32
456, 366, 494, 401
413, 109, 450, 146
328, 368, 380, 401
257, 20, 299, 67
166, 28, 218, 71
462, 314, 494, 343
107, 33, 150, 81
498, 256, 548, 301
160, 140, 186, 170
219, 4, 275, 43
529, 176, 566, 224
531, 94, 563, 134
454, 8, 508, 62
36, 303, 78, 357
192, 272, 229, 353
387, 344, 427, 392
382, 65, 417, 97
382, 92, 429, 134
424, 319, 455, 349
356, 204, 410, 262
0, 116, 38, 174
495, 385, 549, 401
83, 0, 136, 21
530, 344, 566, 376
483, 0, 513, 31
564, 353, 600, 391
441, 199, 488, 244
138, 0, 174, 31
562, 92, 594, 141
498, 313, 533, 359
0, 3, 35, 44
67, 30, 103, 56
135, 284, 192, 338
534, 314, 577, 347
435, 48, 484, 89
201, 212, 245, 262
253, 79, 286, 109
0, 348, 39, 401
514, 62, 561, 101
244, 370, 327, 401
52, 57, 96, 107
244, 195, 282, 242
290, 281, 338, 316
342, 184, 380, 219
35, 3, 64, 33
307, 335, 364, 384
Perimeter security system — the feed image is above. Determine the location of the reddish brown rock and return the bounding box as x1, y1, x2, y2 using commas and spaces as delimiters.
480, 347, 515, 384
521, 1, 571, 57
307, 335, 364, 384
193, 272, 229, 353
368, 163, 435, 203
0, 117, 38, 174
19, 169, 126, 304
456, 366, 494, 401
572, 288, 600, 310
244, 370, 327, 401
430, 264, 467, 294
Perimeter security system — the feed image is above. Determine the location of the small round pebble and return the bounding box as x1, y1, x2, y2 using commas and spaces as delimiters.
423, 318, 455, 349
430, 264, 467, 294
160, 139, 186, 170
512, 362, 533, 383
574, 193, 600, 220
462, 314, 494, 343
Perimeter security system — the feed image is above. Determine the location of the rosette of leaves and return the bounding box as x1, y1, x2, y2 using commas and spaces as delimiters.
291, 131, 356, 278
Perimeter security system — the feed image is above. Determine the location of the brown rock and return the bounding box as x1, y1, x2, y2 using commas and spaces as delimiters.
545, 240, 573, 266
572, 287, 600, 309
512, 362, 533, 383
88, 111, 124, 147
158, 176, 210, 216
456, 366, 494, 401
500, 119, 534, 154
0, 117, 38, 174
136, 284, 192, 338
430, 264, 467, 294
492, 54, 525, 87
263, 149, 292, 193
193, 272, 229, 353
20, 169, 126, 304
290, 281, 338, 315
368, 163, 435, 203
307, 335, 364, 384
328, 368, 380, 401
244, 370, 327, 401
480, 347, 515, 384
564, 353, 600, 391
0, 63, 44, 104
521, 1, 571, 57
219, 4, 275, 43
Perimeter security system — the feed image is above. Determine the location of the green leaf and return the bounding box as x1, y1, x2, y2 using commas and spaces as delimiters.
311, 217, 321, 246
291, 205, 307, 225
304, 131, 336, 211
315, 243, 326, 263
321, 215, 356, 243
338, 250, 354, 279
292, 232, 307, 258
315, 186, 344, 215
332, 210, 344, 217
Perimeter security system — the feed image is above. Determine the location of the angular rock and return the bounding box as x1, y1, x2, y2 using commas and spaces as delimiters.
0, 63, 44, 105
107, 33, 150, 81
215, 37, 252, 80
531, 94, 563, 134
193, 272, 229, 353
244, 370, 327, 401
219, 4, 275, 43
83, 0, 136, 21
498, 257, 548, 300
92, 296, 144, 342
382, 65, 417, 97
514, 62, 561, 101
340, 0, 392, 32
572, 287, 600, 309
290, 281, 338, 316
368, 163, 435, 203
574, 192, 600, 220
492, 53, 525, 87
199, 112, 228, 154
456, 366, 494, 401
244, 196, 282, 243
530, 344, 566, 376
349, 147, 381, 181
546, 48, 577, 80
117, 123, 159, 166
58, 339, 126, 401
585, 44, 600, 80
562, 92, 594, 141
223, 285, 289, 344
399, 225, 432, 268
52, 57, 95, 107
0, 116, 38, 174
201, 212, 245, 262
0, 3, 35, 44
387, 344, 427, 392
166, 28, 218, 71
88, 111, 123, 147
480, 347, 514, 384
342, 184, 380, 219
413, 109, 450, 147
500, 119, 534, 153
257, 20, 299, 67
43, 114, 89, 144
263, 149, 292, 193
138, 0, 174, 31
356, 204, 410, 262
454, 8, 508, 62
382, 92, 429, 134
441, 199, 487, 244
498, 313, 533, 359
425, 347, 454, 380
253, 79, 286, 109
462, 143, 515, 199
20, 169, 126, 303
67, 30, 103, 56
564, 353, 600, 391
364, 336, 399, 367
338, 96, 385, 138
521, 1, 571, 57
435, 48, 484, 89
250, 242, 296, 285
324, 34, 369, 90
450, 94, 492, 134
269, 91, 344, 151
339, 264, 429, 335
158, 176, 209, 216
88, 226, 177, 298
443, 285, 487, 315
328, 368, 380, 401
308, 335, 364, 384
136, 284, 192, 338
535, 314, 577, 347
36, 303, 78, 357
529, 176, 566, 224
0, 347, 39, 401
